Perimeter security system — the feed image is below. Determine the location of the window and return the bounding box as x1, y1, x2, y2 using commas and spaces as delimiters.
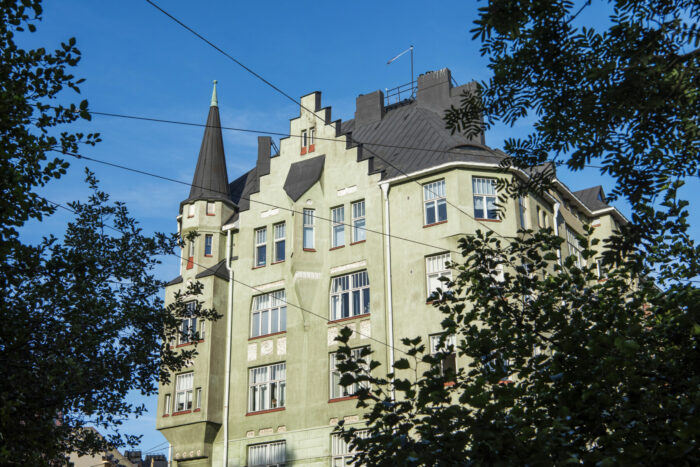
426, 253, 452, 299
430, 334, 457, 377
423, 179, 447, 225
330, 270, 370, 321
187, 204, 195, 218
331, 431, 368, 466
204, 234, 213, 256
303, 209, 315, 250
175, 372, 194, 412
273, 223, 285, 263
331, 206, 345, 248
596, 257, 608, 279
178, 302, 198, 345
351, 200, 366, 243
302, 130, 308, 148
330, 347, 369, 399
206, 202, 215, 215
163, 394, 171, 415
248, 441, 286, 467
186, 239, 195, 270
518, 196, 528, 229
195, 388, 202, 410
309, 128, 315, 151
248, 363, 286, 413
255, 227, 267, 267
251, 290, 287, 338
566, 226, 584, 267
473, 177, 498, 220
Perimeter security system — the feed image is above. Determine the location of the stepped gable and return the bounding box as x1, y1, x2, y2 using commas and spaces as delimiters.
183, 81, 231, 206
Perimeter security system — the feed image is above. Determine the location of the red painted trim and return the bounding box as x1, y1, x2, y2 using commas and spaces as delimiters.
204, 254, 213, 257
272, 260, 285, 265
328, 395, 358, 403
350, 240, 366, 246
248, 331, 286, 341
308, 144, 315, 152
303, 248, 316, 252
329, 245, 345, 251
423, 220, 448, 228
252, 264, 266, 270
206, 213, 216, 216
175, 339, 205, 348
193, 408, 201, 412
186, 257, 194, 269
171, 410, 192, 416
476, 218, 502, 223
328, 313, 369, 325
426, 300, 435, 305
444, 381, 456, 387
300, 147, 307, 155
187, 215, 194, 219
246, 407, 285, 416
162, 414, 169, 417
498, 380, 514, 385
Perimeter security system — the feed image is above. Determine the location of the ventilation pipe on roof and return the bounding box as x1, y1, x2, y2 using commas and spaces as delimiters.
355, 90, 385, 127
257, 136, 271, 176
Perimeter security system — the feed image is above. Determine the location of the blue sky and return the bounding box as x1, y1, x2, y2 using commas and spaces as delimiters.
20, 0, 698, 459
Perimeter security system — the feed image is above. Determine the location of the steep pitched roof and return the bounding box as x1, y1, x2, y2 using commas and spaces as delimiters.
573, 185, 609, 211
184, 92, 230, 205
195, 259, 229, 281
283, 155, 325, 201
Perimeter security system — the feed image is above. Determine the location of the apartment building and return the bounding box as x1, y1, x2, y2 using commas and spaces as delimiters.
156, 68, 625, 466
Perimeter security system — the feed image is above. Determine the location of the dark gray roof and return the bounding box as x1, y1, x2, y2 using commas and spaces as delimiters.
229, 167, 258, 212
184, 104, 230, 205
165, 275, 183, 287
573, 186, 609, 211
343, 104, 504, 180
283, 155, 325, 201
195, 259, 229, 281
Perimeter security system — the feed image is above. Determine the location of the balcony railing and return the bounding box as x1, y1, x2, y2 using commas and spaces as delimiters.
384, 80, 416, 106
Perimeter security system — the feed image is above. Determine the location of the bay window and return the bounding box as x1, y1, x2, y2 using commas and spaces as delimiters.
423, 179, 447, 225
473, 177, 498, 220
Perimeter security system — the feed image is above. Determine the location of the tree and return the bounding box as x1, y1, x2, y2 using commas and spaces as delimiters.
0, 2, 217, 463
337, 0, 699, 464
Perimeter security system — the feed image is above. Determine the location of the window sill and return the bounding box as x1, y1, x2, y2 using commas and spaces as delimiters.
252, 265, 266, 270
162, 414, 169, 417
249, 331, 286, 341
171, 410, 192, 416
423, 220, 447, 228
300, 147, 307, 155
193, 408, 201, 412
303, 248, 316, 252
329, 245, 345, 251
173, 339, 205, 349
328, 395, 358, 403
204, 254, 213, 257
246, 407, 285, 416
272, 260, 285, 265
444, 381, 456, 388
350, 240, 366, 246
328, 313, 369, 325
475, 218, 501, 223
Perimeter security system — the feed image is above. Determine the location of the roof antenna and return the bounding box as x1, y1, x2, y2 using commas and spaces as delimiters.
387, 45, 414, 97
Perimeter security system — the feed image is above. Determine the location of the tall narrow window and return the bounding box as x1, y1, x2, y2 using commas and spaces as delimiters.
423, 179, 447, 225
430, 334, 457, 377
351, 200, 366, 243
331, 206, 345, 248
175, 372, 194, 412
426, 253, 452, 299
518, 196, 528, 229
248, 441, 286, 467
195, 388, 202, 410
178, 301, 198, 345
248, 363, 286, 413
303, 209, 315, 250
255, 227, 267, 267
330, 347, 369, 399
309, 128, 315, 151
251, 290, 287, 338
330, 270, 370, 321
332, 431, 368, 466
273, 223, 285, 263
204, 234, 213, 256
566, 226, 584, 267
206, 202, 215, 215
596, 257, 608, 279
163, 394, 171, 415
301, 129, 308, 155
473, 177, 498, 220
187, 204, 195, 218
186, 239, 195, 270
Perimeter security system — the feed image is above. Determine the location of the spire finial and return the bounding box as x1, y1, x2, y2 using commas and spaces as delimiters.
210, 80, 218, 107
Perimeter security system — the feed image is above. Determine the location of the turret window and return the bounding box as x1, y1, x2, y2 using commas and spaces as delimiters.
187, 204, 195, 218
186, 239, 195, 270
206, 202, 215, 215
255, 227, 267, 267
204, 234, 213, 257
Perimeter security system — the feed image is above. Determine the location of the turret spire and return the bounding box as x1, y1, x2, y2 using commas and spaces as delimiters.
183, 82, 230, 205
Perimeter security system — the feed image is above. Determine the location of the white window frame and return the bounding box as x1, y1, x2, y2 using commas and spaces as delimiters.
596, 257, 608, 279
187, 203, 195, 218
248, 363, 286, 413
178, 301, 198, 345
473, 177, 498, 220
248, 441, 286, 467
303, 208, 315, 250
425, 253, 452, 299
188, 239, 195, 258
273, 222, 285, 263
204, 234, 213, 256
330, 270, 370, 321
175, 372, 194, 412
351, 200, 366, 243
423, 179, 447, 225
566, 226, 584, 267
330, 347, 369, 400
331, 206, 345, 248
309, 127, 315, 147
255, 227, 267, 267
331, 430, 368, 466
518, 196, 528, 229
251, 290, 287, 338
195, 387, 202, 410
206, 202, 215, 215
430, 334, 457, 377
163, 394, 171, 415
302, 129, 308, 148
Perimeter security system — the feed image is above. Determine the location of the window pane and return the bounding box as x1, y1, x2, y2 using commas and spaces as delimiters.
352, 290, 360, 316
363, 288, 370, 314
341, 292, 350, 318
261, 310, 269, 335
303, 226, 313, 249
280, 306, 286, 331
333, 224, 345, 247
353, 218, 366, 242
474, 196, 484, 218
486, 196, 497, 219
271, 308, 279, 333
256, 245, 266, 266
275, 240, 285, 262
425, 201, 436, 225
437, 198, 447, 222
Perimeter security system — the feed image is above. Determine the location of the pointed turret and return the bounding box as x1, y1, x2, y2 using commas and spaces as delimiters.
184, 80, 230, 205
